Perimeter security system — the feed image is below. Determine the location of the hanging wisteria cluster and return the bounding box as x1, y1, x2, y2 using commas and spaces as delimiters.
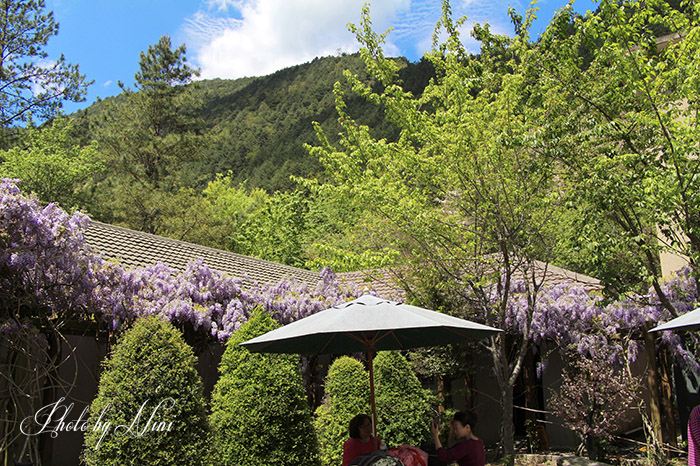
0, 179, 361, 342
96, 259, 359, 340
647, 266, 700, 369
494, 270, 699, 373
0, 179, 102, 328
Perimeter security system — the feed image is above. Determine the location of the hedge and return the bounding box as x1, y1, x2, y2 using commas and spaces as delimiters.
314, 356, 370, 466
82, 316, 210, 466
209, 307, 320, 466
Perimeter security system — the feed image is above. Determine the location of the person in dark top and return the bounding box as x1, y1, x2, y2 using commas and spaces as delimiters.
430, 411, 485, 466
342, 414, 382, 466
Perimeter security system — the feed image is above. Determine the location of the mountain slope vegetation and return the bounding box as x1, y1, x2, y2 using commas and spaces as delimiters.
74, 53, 435, 193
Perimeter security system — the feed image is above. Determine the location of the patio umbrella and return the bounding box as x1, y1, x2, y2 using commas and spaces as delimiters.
240, 294, 501, 442
650, 307, 700, 333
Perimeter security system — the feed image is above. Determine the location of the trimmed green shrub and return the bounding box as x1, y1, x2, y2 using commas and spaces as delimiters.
375, 351, 432, 447
209, 307, 320, 466
82, 316, 210, 466
314, 356, 370, 466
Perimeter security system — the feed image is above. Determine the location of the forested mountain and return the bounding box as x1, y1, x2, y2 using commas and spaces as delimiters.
73, 54, 435, 193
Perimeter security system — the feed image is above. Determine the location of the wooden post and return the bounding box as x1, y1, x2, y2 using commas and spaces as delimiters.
366, 349, 378, 451
643, 322, 664, 444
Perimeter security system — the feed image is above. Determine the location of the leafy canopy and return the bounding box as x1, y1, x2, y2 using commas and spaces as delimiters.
0, 118, 102, 210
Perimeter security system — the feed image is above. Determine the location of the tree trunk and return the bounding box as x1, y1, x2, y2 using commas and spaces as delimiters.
585, 434, 599, 461
643, 323, 664, 444
523, 348, 538, 422
437, 375, 445, 415
490, 335, 517, 466
463, 373, 472, 411
501, 381, 515, 466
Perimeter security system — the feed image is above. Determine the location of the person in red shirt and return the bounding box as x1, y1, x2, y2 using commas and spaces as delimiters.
430, 411, 485, 466
342, 414, 382, 466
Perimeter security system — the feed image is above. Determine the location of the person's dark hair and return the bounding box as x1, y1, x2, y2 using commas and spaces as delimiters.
348, 414, 371, 439
453, 411, 477, 431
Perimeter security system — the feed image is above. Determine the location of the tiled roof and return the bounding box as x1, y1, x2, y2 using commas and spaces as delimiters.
338, 260, 602, 298
338, 269, 405, 300
84, 221, 322, 288
531, 260, 602, 291
84, 221, 601, 296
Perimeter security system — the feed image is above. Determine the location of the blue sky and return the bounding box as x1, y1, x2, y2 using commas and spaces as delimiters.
44, 0, 598, 114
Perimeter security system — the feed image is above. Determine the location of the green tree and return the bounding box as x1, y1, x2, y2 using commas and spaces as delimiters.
82, 316, 210, 466
233, 189, 311, 267
95, 35, 204, 234
172, 173, 310, 266
0, 0, 89, 127
178, 172, 384, 270
314, 356, 370, 466
307, 3, 565, 462
188, 172, 270, 249
209, 307, 321, 466
547, 200, 651, 296
530, 0, 700, 450
0, 118, 102, 209
534, 0, 699, 308
300, 179, 401, 272
374, 351, 432, 447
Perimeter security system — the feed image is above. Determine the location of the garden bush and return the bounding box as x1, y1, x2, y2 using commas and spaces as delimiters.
374, 351, 432, 447
82, 315, 210, 466
314, 356, 370, 466
209, 307, 320, 466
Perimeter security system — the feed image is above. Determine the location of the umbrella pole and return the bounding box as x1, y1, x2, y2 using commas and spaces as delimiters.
367, 349, 378, 451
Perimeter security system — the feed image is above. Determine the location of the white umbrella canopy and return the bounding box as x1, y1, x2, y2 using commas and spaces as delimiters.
240, 294, 501, 442
241, 294, 501, 353
650, 307, 700, 333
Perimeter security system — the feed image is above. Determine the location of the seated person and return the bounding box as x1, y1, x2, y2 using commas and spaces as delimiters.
342, 414, 382, 466
430, 411, 485, 466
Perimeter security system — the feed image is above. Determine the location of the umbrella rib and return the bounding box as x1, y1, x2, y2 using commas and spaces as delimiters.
374, 330, 404, 350
318, 334, 336, 354
344, 330, 405, 350
444, 327, 483, 340
346, 331, 373, 348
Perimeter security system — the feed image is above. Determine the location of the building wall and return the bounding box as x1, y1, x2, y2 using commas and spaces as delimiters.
51, 335, 108, 466
461, 344, 649, 452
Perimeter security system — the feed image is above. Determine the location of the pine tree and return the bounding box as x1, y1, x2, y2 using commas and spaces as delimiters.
0, 0, 89, 128
95, 35, 205, 234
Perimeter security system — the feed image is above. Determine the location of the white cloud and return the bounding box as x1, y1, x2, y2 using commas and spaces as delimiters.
185, 0, 409, 80
103, 80, 113, 88
183, 0, 529, 80
204, 0, 240, 12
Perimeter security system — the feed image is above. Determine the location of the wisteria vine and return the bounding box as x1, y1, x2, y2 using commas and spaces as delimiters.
0, 179, 361, 342
2, 177, 699, 364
